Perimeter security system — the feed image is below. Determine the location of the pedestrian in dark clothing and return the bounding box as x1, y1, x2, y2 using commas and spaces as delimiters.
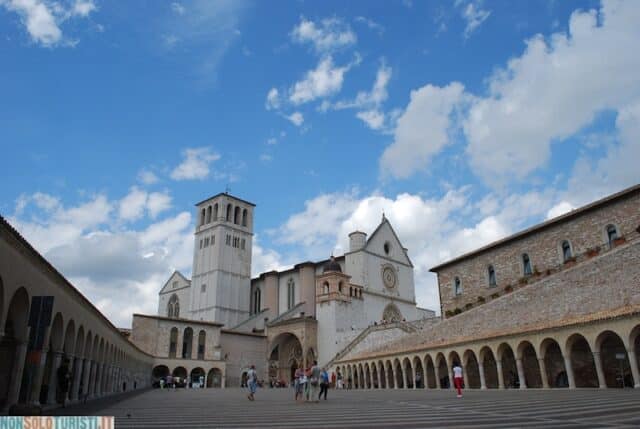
319, 368, 330, 400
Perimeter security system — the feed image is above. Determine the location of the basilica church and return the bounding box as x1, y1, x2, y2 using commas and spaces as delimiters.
129, 192, 434, 386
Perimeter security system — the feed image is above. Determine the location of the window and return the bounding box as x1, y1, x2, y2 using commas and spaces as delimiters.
487, 265, 496, 287
253, 288, 261, 314
453, 277, 462, 296
323, 282, 330, 295
349, 287, 353, 297
199, 239, 203, 249
213, 203, 218, 221
234, 206, 240, 224
211, 235, 215, 245
226, 204, 232, 221
226, 234, 231, 245
383, 241, 391, 255
197, 330, 206, 360
172, 281, 178, 289
201, 284, 206, 293
338, 282, 343, 293
241, 238, 246, 250
287, 279, 295, 310
204, 237, 209, 247
169, 327, 178, 358
242, 209, 248, 227
561, 240, 572, 261
200, 208, 205, 226
182, 327, 193, 359
522, 253, 532, 275
167, 294, 179, 318
606, 224, 619, 246
206, 205, 212, 223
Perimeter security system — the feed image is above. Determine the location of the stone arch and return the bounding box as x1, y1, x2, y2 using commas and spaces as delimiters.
424, 354, 437, 388
377, 361, 386, 388
382, 303, 402, 323
242, 209, 248, 227
497, 342, 519, 388
630, 324, 640, 387
385, 360, 394, 388
540, 337, 567, 388
596, 330, 633, 388
393, 358, 404, 388
0, 287, 30, 407
269, 332, 303, 384
566, 333, 598, 388
234, 206, 240, 224
213, 203, 219, 221
172, 366, 187, 382
517, 340, 542, 388
463, 349, 481, 389
435, 352, 449, 388
479, 346, 498, 388
190, 367, 205, 387
413, 356, 424, 388
152, 365, 169, 383
360, 363, 366, 389
197, 330, 206, 360
226, 204, 232, 221
370, 361, 378, 388
83, 331, 93, 360
206, 205, 212, 223
347, 365, 353, 389
364, 363, 371, 388
207, 368, 222, 388
403, 357, 413, 388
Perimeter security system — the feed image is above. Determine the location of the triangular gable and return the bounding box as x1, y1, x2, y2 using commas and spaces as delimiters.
159, 270, 191, 295
364, 218, 413, 267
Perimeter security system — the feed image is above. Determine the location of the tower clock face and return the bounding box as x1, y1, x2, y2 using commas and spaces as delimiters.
382, 266, 397, 289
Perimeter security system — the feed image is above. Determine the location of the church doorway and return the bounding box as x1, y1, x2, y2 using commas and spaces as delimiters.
268, 333, 303, 384
206, 368, 222, 388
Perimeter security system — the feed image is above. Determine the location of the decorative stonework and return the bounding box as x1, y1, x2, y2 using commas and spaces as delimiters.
381, 264, 397, 290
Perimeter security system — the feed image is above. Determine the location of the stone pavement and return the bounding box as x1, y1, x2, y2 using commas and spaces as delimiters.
51, 387, 640, 428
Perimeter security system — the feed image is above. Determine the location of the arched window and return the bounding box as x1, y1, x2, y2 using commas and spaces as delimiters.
383, 303, 402, 323
169, 327, 178, 358
167, 294, 179, 318
242, 209, 248, 227
197, 330, 206, 360
226, 204, 232, 221
349, 287, 353, 297
206, 205, 212, 223
253, 288, 261, 314
338, 281, 343, 293
323, 282, 330, 295
234, 206, 240, 224
561, 240, 572, 261
213, 203, 218, 221
606, 224, 619, 246
453, 277, 462, 295
182, 327, 193, 359
487, 265, 496, 287
287, 279, 295, 310
522, 253, 532, 276
200, 208, 206, 226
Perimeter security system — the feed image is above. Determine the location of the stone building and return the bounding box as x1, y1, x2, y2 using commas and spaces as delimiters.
330, 184, 640, 391
0, 217, 152, 412
131, 192, 434, 387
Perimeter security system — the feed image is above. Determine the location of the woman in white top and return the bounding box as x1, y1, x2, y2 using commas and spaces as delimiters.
452, 362, 463, 398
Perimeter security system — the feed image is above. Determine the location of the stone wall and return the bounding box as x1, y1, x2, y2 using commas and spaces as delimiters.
220, 331, 266, 386
352, 239, 640, 358
437, 188, 640, 315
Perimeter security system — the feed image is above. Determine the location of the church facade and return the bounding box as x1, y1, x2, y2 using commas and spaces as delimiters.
130, 192, 434, 386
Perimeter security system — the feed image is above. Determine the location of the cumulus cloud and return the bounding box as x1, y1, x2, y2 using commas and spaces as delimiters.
286, 111, 304, 126
291, 16, 356, 53
463, 0, 640, 186
289, 56, 356, 105
9, 190, 193, 327
354, 16, 384, 35
265, 87, 280, 110
380, 82, 465, 179
546, 201, 575, 220
170, 147, 221, 181
137, 169, 159, 185
1, 0, 97, 47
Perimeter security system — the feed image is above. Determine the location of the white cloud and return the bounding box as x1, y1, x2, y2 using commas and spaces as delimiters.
170, 147, 221, 181
137, 169, 159, 185
289, 56, 354, 105
1, 0, 97, 47
458, 1, 491, 39
546, 201, 575, 220
463, 0, 640, 186
171, 2, 185, 15
265, 87, 280, 110
291, 16, 356, 53
252, 235, 285, 276
356, 110, 385, 130
147, 191, 172, 219
119, 187, 148, 221
380, 82, 465, 179
286, 111, 304, 126
354, 16, 384, 35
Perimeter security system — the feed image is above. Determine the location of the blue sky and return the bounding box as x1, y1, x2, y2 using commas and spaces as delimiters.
1, 0, 639, 327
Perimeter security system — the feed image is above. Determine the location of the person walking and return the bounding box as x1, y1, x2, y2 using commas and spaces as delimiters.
247, 365, 258, 401
452, 361, 463, 398
294, 367, 303, 402
308, 361, 321, 403
319, 367, 330, 400
336, 370, 343, 389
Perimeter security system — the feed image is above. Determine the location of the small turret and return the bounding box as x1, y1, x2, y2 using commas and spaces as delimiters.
349, 231, 367, 252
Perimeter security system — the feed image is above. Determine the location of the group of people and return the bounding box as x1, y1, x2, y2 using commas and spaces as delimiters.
293, 360, 330, 403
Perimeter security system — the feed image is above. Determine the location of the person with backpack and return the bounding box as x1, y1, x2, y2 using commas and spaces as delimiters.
308, 360, 320, 403
247, 365, 257, 401
319, 367, 330, 400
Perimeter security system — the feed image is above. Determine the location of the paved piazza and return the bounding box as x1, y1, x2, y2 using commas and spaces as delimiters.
51, 388, 640, 428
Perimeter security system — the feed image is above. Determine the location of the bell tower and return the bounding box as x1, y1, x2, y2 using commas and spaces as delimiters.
190, 192, 254, 327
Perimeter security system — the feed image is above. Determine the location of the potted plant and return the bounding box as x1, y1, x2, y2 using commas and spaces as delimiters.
586, 246, 601, 257
563, 256, 577, 267
477, 296, 486, 304
504, 285, 514, 293
613, 236, 626, 247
